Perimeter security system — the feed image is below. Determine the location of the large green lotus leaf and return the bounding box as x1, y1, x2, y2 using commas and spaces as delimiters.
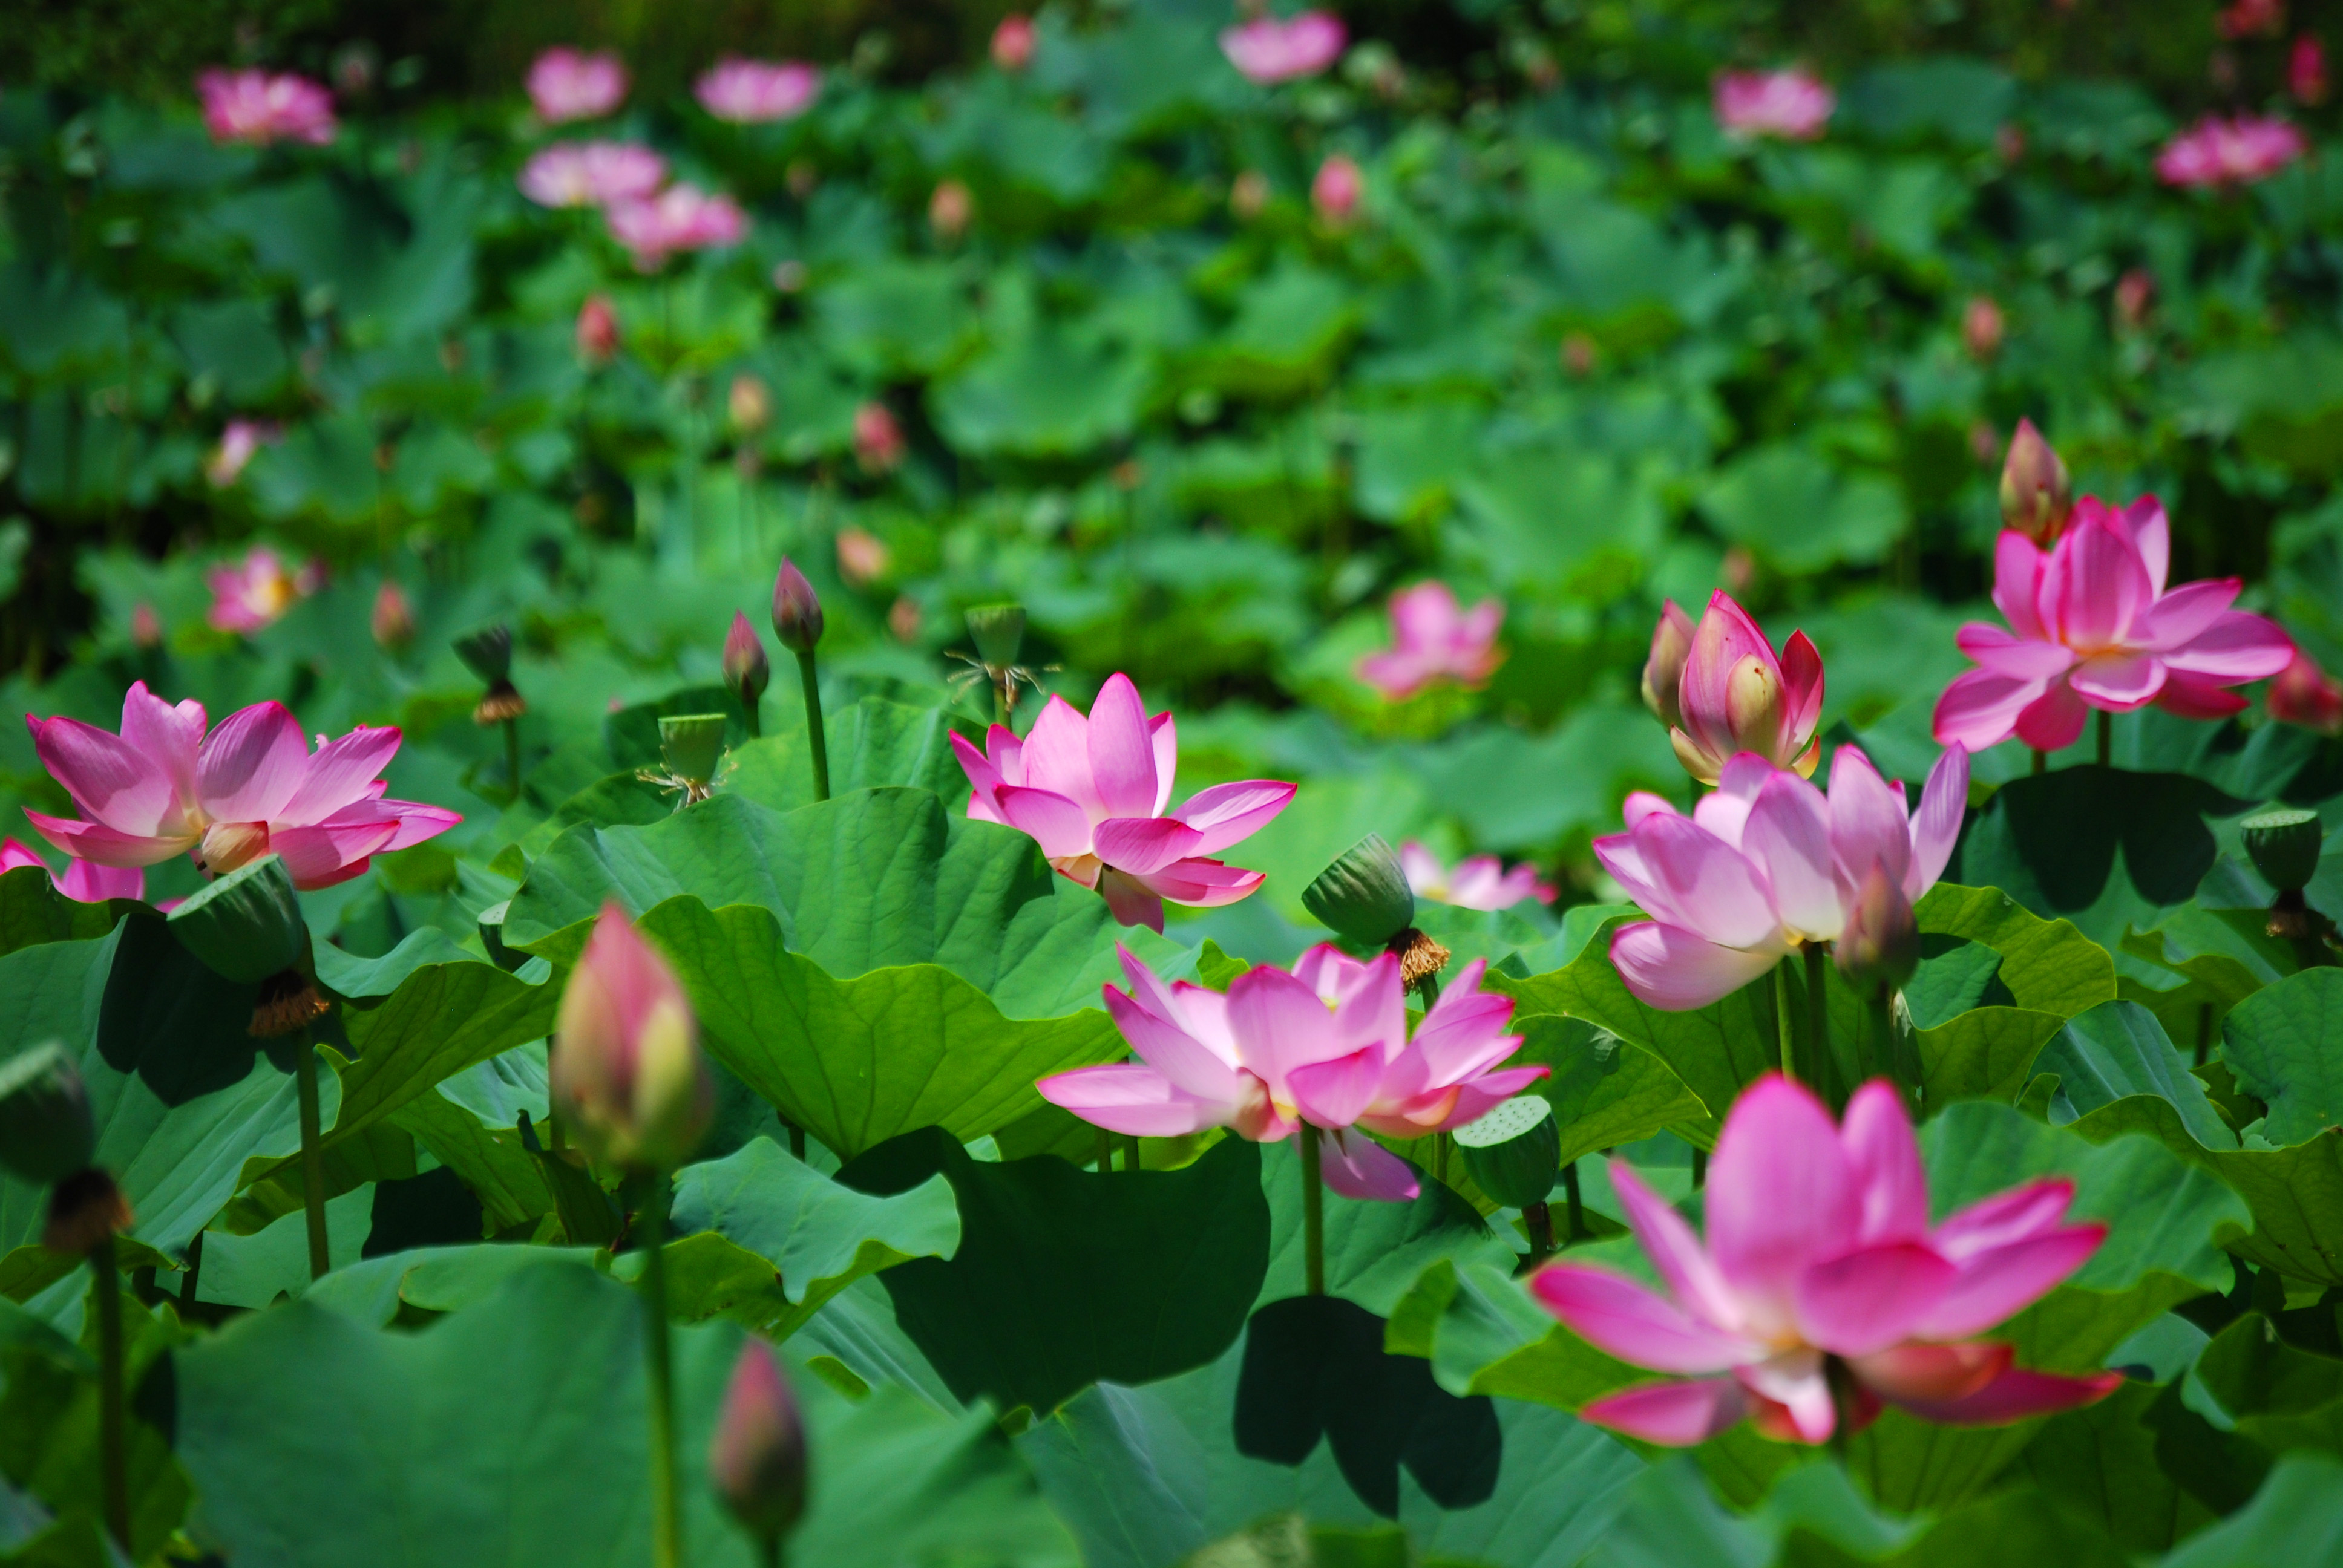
1254, 1137, 1515, 1315
2120, 906, 2290, 1048
930, 328, 1150, 458
1912, 884, 2119, 1016
0, 866, 131, 960
833, 1129, 1268, 1415
1513, 1018, 1707, 1169
722, 698, 978, 818
2007, 1382, 2217, 1553
194, 1186, 375, 1309
175, 1261, 1079, 1568
1698, 443, 1906, 573
2191, 1312, 2343, 1459
2160, 1453, 2343, 1568
2032, 1001, 2237, 1151
2220, 967, 2343, 1147
386, 1051, 560, 1237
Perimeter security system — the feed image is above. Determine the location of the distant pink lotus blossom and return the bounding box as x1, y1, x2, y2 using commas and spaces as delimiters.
605, 184, 747, 270
1219, 10, 1347, 85
852, 403, 905, 473
953, 673, 1295, 932
1712, 68, 1833, 141
992, 15, 1037, 71
2218, 0, 2286, 40
1357, 582, 1504, 701
1659, 592, 1824, 785
2292, 36, 2330, 105
2155, 115, 2307, 188
1311, 154, 1362, 224
577, 293, 620, 362
1038, 942, 1544, 1200
1933, 497, 2295, 753
205, 419, 282, 488
1401, 841, 1555, 910
2267, 648, 2343, 735
1962, 296, 2004, 361
1533, 1074, 2120, 1446
518, 141, 667, 208
694, 58, 821, 123
0, 837, 144, 903
197, 69, 337, 146
528, 48, 628, 124
205, 547, 321, 633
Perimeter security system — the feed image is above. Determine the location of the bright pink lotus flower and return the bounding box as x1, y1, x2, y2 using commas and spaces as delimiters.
2155, 115, 2307, 188
1662, 592, 1824, 785
1312, 154, 1362, 224
2268, 648, 2343, 735
0, 837, 143, 903
1219, 10, 1347, 84
1933, 498, 2295, 753
527, 48, 628, 124
952, 674, 1295, 932
517, 141, 666, 209
205, 546, 320, 633
197, 69, 337, 147
1533, 1075, 2120, 1446
695, 58, 821, 123
24, 682, 459, 890
1597, 744, 1968, 1010
205, 419, 281, 488
1712, 68, 1834, 141
1357, 582, 1504, 701
605, 184, 748, 270
1400, 841, 1555, 911
1039, 944, 1545, 1200
551, 903, 712, 1172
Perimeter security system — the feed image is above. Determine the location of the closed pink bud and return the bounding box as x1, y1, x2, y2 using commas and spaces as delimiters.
929, 179, 974, 243
1640, 599, 1696, 728
549, 905, 712, 1172
1962, 296, 2004, 361
1311, 154, 1362, 224
371, 581, 415, 649
131, 603, 162, 650
2267, 648, 2343, 735
1230, 170, 1270, 220
2292, 35, 2328, 106
1998, 417, 2072, 546
1667, 591, 1824, 784
772, 559, 824, 653
709, 1339, 807, 1540
729, 373, 772, 435
853, 402, 905, 472
1836, 863, 1920, 999
577, 294, 620, 364
992, 15, 1037, 71
2114, 269, 2155, 331
724, 610, 770, 705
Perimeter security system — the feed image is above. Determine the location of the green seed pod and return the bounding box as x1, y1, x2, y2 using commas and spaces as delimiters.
660, 714, 729, 786
965, 603, 1027, 668
0, 1042, 96, 1186
1455, 1094, 1560, 1210
2242, 807, 2325, 893
453, 622, 514, 684
169, 854, 307, 985
1302, 834, 1415, 947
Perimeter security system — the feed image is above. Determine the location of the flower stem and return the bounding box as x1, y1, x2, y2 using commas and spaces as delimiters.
1773, 960, 1797, 1083
2030, 748, 2047, 776
1523, 1200, 1555, 1262
1299, 1125, 1325, 1296
1561, 1158, 1585, 1243
93, 1233, 128, 1553
1095, 1125, 1112, 1174
793, 648, 830, 802
295, 1034, 329, 1281
743, 697, 761, 740
760, 1537, 782, 1568
1690, 1148, 1706, 1190
637, 1174, 682, 1568
1122, 1134, 1142, 1172
504, 714, 523, 805
2096, 708, 2111, 768
1804, 942, 1833, 1105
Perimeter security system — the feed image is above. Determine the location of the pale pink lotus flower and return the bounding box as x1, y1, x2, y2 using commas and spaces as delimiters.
23, 682, 459, 889
517, 141, 667, 209
952, 673, 1296, 932
1533, 1074, 2120, 1446
1357, 582, 1504, 701
1219, 10, 1348, 84
1311, 154, 1362, 224
2267, 648, 2343, 735
577, 293, 620, 362
1400, 841, 1555, 910
197, 69, 337, 147
550, 903, 713, 1172
1932, 497, 2296, 753
2292, 35, 2330, 106
0, 837, 144, 903
1596, 743, 1969, 1010
853, 402, 905, 473
1662, 591, 1825, 785
205, 420, 281, 488
527, 48, 628, 124
992, 15, 1037, 71
1039, 943, 1545, 1200
2155, 115, 2307, 188
1712, 68, 1835, 141
605, 184, 747, 270
694, 58, 821, 123
205, 546, 320, 633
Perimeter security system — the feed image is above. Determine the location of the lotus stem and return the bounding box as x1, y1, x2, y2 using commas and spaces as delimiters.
1094, 1125, 1112, 1174
295, 1034, 329, 1281
760, 1540, 782, 1568
637, 1174, 683, 1568
94, 1234, 128, 1552
2096, 709, 2111, 768
1299, 1125, 1325, 1296
1804, 942, 1833, 1104
1690, 1148, 1706, 1190
2031, 748, 2046, 776
505, 714, 523, 805
1122, 1134, 1142, 1172
1523, 1200, 1555, 1261
1773, 961, 1797, 1084
743, 698, 761, 740
1562, 1158, 1585, 1243
793, 649, 830, 802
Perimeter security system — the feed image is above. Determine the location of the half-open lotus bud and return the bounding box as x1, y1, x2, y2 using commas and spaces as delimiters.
1640, 600, 1695, 728
551, 904, 713, 1172
965, 602, 1027, 669
1836, 864, 1920, 999
1455, 1093, 1559, 1210
709, 1338, 808, 1540
1998, 418, 2072, 546
0, 1042, 96, 1187
1302, 834, 1415, 946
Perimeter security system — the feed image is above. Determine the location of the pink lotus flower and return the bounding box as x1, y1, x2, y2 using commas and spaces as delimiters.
517, 141, 666, 209
1596, 744, 1968, 1011
24, 682, 460, 890
1933, 498, 2296, 753
1219, 10, 1347, 84
952, 674, 1295, 932
1039, 943, 1545, 1200
1712, 68, 1834, 141
1400, 841, 1555, 910
197, 69, 337, 147
992, 15, 1037, 71
853, 403, 905, 474
0, 837, 143, 903
205, 420, 281, 488
205, 546, 320, 633
694, 59, 821, 123
1311, 154, 1362, 224
551, 903, 712, 1172
2155, 115, 2307, 188
1357, 582, 1504, 701
2268, 648, 2343, 735
2292, 35, 2330, 106
527, 48, 628, 124
2218, 0, 2285, 40
605, 184, 747, 270
1661, 592, 1824, 786
1962, 296, 2004, 361
1535, 1075, 2121, 1446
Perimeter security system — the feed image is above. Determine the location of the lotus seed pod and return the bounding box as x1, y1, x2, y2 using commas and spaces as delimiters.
2242, 807, 2324, 893
453, 622, 513, 684
659, 714, 728, 788
1301, 834, 1415, 947
965, 603, 1027, 668
1455, 1094, 1560, 1210
0, 1043, 96, 1187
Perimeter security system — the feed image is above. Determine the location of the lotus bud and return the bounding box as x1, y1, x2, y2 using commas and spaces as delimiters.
1836, 864, 1920, 1000
1302, 834, 1415, 947
771, 559, 825, 653
577, 293, 620, 364
710, 1338, 808, 1541
2114, 269, 2154, 332
2241, 807, 2324, 893
2266, 649, 2343, 736
1640, 599, 1695, 728
1230, 169, 1269, 220
1962, 296, 2004, 362
1455, 1094, 1559, 1210
659, 714, 728, 789
372, 580, 415, 649
42, 1167, 132, 1257
131, 602, 163, 649
928, 179, 973, 243
991, 15, 1036, 71
1722, 654, 1785, 759
723, 612, 770, 708
853, 402, 905, 472
728, 374, 772, 436
0, 1042, 96, 1187
835, 527, 890, 587
550, 904, 713, 1172
1998, 418, 2072, 546
1311, 154, 1362, 226
966, 603, 1026, 668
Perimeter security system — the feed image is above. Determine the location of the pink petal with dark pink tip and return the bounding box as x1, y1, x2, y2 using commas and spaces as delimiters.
1317, 1129, 1420, 1201
1955, 622, 2075, 680
23, 809, 192, 867
1084, 675, 1159, 820
1579, 1378, 1749, 1446
1172, 780, 1295, 854
195, 701, 309, 824
1912, 1225, 2106, 1340
1705, 1074, 1856, 1307
270, 818, 400, 889
1933, 667, 2047, 751
1131, 858, 1265, 907
1991, 532, 2048, 642
1792, 1242, 1956, 1356
1609, 1158, 1743, 1334
119, 683, 206, 806
1841, 1082, 1928, 1244
1093, 817, 1205, 876
1849, 1341, 2010, 1402
2012, 678, 2091, 751
275, 725, 403, 826
2068, 653, 2166, 709
1037, 1063, 1230, 1137
28, 716, 187, 837
1017, 697, 1103, 817
1933, 1179, 2075, 1259
993, 785, 1097, 859
1530, 1264, 1749, 1374
1905, 746, 1968, 901
2159, 609, 2295, 680
1884, 1366, 2121, 1426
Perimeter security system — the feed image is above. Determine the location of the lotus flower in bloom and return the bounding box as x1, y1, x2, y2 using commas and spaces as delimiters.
606, 184, 747, 270
2155, 115, 2307, 188
695, 59, 821, 123
527, 48, 628, 123
1040, 944, 1545, 1200
551, 904, 712, 1172
1219, 10, 1347, 84
952, 674, 1295, 932
1357, 582, 1504, 701
1401, 841, 1555, 910
24, 682, 459, 889
1657, 592, 1824, 785
205, 419, 281, 488
1932, 498, 2295, 753
0, 838, 143, 903
2268, 648, 2343, 735
517, 141, 666, 209
1533, 1075, 2121, 1445
1712, 68, 1834, 141
206, 546, 321, 633
197, 69, 336, 146
1597, 744, 1968, 1010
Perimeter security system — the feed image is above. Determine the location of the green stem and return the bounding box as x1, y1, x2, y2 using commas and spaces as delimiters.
2096, 708, 2111, 768
93, 1233, 127, 1553
794, 648, 830, 801
295, 1035, 329, 1281
1690, 1148, 1706, 1191
2195, 1003, 2213, 1069
1804, 942, 1833, 1106
1122, 1134, 1142, 1173
1300, 1126, 1325, 1296
1561, 1159, 1584, 1243
1523, 1200, 1555, 1262
743, 697, 761, 740
1773, 960, 1797, 1083
994, 676, 1011, 731
2031, 748, 2047, 776
1432, 1129, 1449, 1185
1863, 992, 1892, 1091
504, 714, 523, 806
638, 1175, 681, 1568
1414, 967, 1441, 1007
1095, 1125, 1112, 1174
760, 1536, 782, 1568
